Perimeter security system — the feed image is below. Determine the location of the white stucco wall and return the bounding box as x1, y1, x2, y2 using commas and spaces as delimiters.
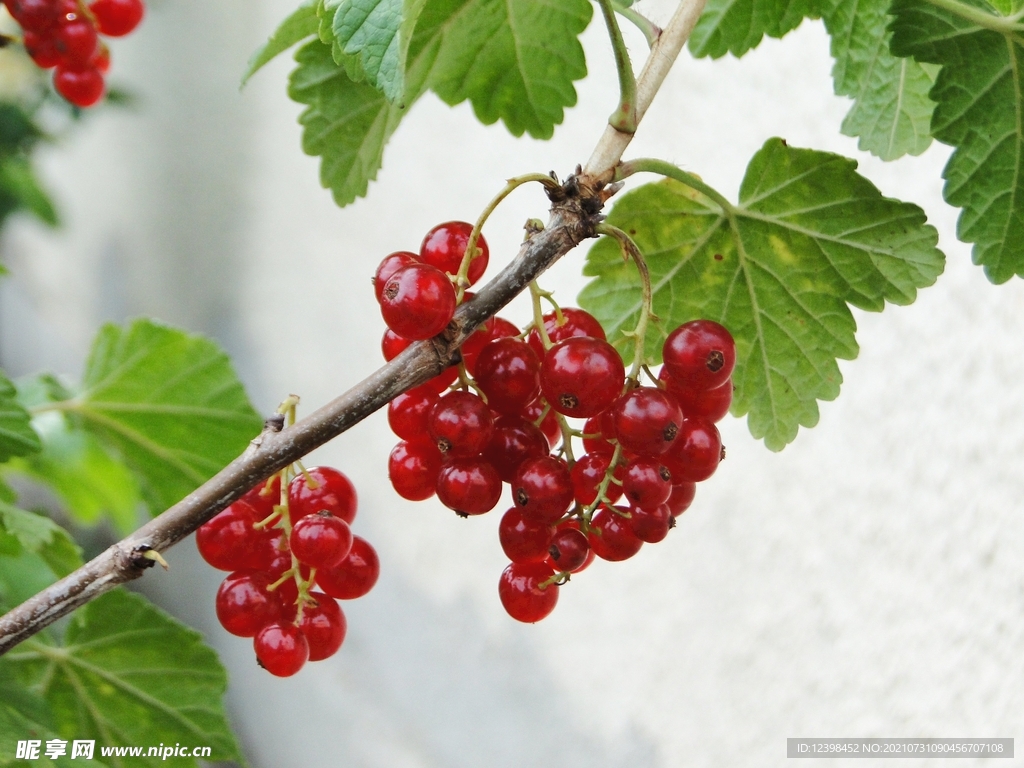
1, 0, 1021, 766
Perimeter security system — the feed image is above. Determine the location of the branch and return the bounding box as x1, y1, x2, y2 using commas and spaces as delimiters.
0, 0, 707, 656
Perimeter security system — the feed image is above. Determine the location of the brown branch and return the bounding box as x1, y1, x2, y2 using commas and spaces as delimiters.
0, 0, 707, 655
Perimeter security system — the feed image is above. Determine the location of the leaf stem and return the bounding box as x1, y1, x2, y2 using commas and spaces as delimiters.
595, 223, 653, 383
617, 157, 734, 213
613, 2, 661, 47
921, 0, 1024, 32
596, 0, 639, 133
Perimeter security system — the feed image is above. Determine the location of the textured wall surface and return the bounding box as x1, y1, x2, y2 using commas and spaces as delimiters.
1, 0, 1022, 766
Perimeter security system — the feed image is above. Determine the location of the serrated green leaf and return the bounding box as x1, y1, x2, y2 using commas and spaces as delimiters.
59, 319, 261, 514
0, 502, 82, 578
580, 139, 944, 449
241, 0, 319, 86
890, 0, 1024, 283
0, 158, 57, 227
0, 371, 41, 463
820, 0, 938, 159
689, 0, 815, 58
4, 590, 243, 767
424, 0, 591, 138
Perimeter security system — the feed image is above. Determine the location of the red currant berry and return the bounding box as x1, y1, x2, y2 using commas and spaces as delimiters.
662, 418, 722, 482
299, 593, 347, 661
582, 409, 617, 454
290, 511, 353, 570
629, 503, 672, 543
527, 307, 606, 358
498, 508, 555, 564
241, 475, 282, 519
88, 0, 144, 36
373, 251, 420, 303
661, 368, 733, 422
54, 18, 98, 67
254, 622, 309, 677
380, 264, 456, 340
215, 571, 281, 637
381, 330, 459, 393
482, 415, 548, 483
428, 390, 494, 458
315, 536, 380, 599
436, 458, 502, 516
547, 526, 590, 572
23, 31, 61, 67
588, 506, 643, 561
8, 0, 59, 32
196, 500, 275, 571
612, 387, 682, 456
540, 337, 625, 418
622, 457, 673, 508
521, 398, 560, 449
387, 385, 439, 440
388, 439, 443, 501
570, 451, 623, 507
420, 221, 489, 286
512, 456, 574, 525
662, 320, 736, 391
90, 43, 110, 73
474, 338, 541, 415
498, 562, 558, 623
488, 316, 520, 339
288, 466, 357, 524
53, 66, 104, 107
666, 481, 697, 516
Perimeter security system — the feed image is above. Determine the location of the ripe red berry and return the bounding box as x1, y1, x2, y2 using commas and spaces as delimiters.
581, 409, 617, 454
54, 18, 98, 67
521, 398, 560, 449
290, 511, 353, 570
387, 385, 439, 441
8, 0, 59, 32
216, 571, 281, 637
612, 387, 683, 456
498, 562, 558, 623
666, 481, 697, 516
526, 307, 606, 357
240, 476, 282, 519
23, 31, 61, 67
547, 526, 590, 572
662, 320, 736, 391
88, 0, 144, 36
428, 390, 494, 458
498, 508, 555, 564
436, 458, 502, 516
373, 251, 420, 303
388, 439, 443, 501
474, 338, 541, 415
254, 622, 309, 677
660, 368, 733, 422
298, 593, 347, 661
629, 503, 672, 543
420, 221, 489, 286
288, 466, 357, 524
588, 506, 643, 561
53, 66, 104, 107
512, 456, 574, 525
380, 264, 456, 340
540, 337, 625, 418
662, 418, 722, 482
482, 415, 548, 483
315, 536, 380, 599
196, 500, 276, 571
622, 458, 673, 508
570, 451, 623, 507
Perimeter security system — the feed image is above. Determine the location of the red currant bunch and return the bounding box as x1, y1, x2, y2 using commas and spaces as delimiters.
382, 288, 736, 625
197, 465, 379, 677
6, 0, 145, 107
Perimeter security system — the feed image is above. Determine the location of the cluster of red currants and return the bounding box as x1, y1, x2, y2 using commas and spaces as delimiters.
375, 225, 736, 622
5, 0, 144, 107
197, 466, 380, 677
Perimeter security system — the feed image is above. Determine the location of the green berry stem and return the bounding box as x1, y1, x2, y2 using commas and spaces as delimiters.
595, 222, 653, 385
596, 0, 639, 133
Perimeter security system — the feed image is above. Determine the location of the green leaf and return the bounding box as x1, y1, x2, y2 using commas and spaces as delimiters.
3, 590, 244, 767
0, 502, 82, 578
820, 0, 938, 159
689, 0, 815, 58
0, 158, 58, 227
580, 139, 944, 449
424, 0, 591, 138
0, 371, 41, 463
242, 0, 320, 85
890, 0, 1024, 283
67, 319, 261, 514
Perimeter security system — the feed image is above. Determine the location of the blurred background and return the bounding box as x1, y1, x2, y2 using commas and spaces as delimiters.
1, 0, 1022, 765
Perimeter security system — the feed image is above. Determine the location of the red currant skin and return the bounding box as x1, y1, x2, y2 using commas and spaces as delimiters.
290, 512, 354, 570
88, 0, 145, 36
547, 526, 590, 572
420, 221, 489, 286
613, 387, 683, 456
474, 338, 541, 416
196, 500, 275, 571
482, 415, 548, 483
216, 571, 281, 637
662, 418, 722, 482
53, 67, 104, 107
660, 368, 733, 422
24, 31, 61, 68
498, 508, 555, 564
513, 456, 574, 525
498, 562, 558, 623
380, 264, 457, 340
521, 398, 560, 449
540, 337, 625, 418
254, 622, 309, 677
630, 503, 672, 543
299, 593, 347, 661
7, 0, 60, 32
662, 320, 736, 391
387, 386, 439, 441
373, 251, 420, 303
428, 390, 494, 458
55, 18, 98, 67
241, 476, 282, 518
436, 458, 502, 516
316, 536, 380, 600
388, 440, 443, 501
588, 507, 643, 561
666, 481, 697, 516
570, 451, 623, 507
527, 307, 607, 358
622, 458, 673, 508
582, 410, 617, 454
289, 466, 358, 524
